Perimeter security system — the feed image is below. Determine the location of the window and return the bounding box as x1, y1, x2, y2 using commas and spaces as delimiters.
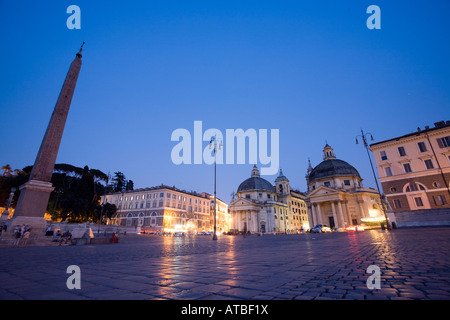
406, 183, 425, 192
433, 195, 448, 206
418, 142, 427, 152
380, 151, 388, 161
436, 136, 450, 148
344, 180, 350, 186
414, 197, 424, 207
436, 195, 448, 205
385, 167, 393, 177
398, 146, 407, 157
390, 187, 397, 193
324, 181, 331, 187
432, 181, 441, 188
393, 199, 402, 209
403, 163, 412, 173
424, 159, 434, 170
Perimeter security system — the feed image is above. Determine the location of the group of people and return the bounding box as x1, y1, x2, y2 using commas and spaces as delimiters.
51, 229, 73, 245
13, 224, 31, 247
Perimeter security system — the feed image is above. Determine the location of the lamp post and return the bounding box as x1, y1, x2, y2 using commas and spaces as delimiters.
98, 173, 110, 236
356, 129, 390, 230
209, 134, 222, 240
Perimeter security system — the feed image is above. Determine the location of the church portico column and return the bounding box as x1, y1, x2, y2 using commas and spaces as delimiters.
331, 201, 339, 229
246, 210, 249, 232
337, 201, 345, 228
239, 210, 243, 231
357, 199, 367, 221
310, 204, 317, 227
316, 203, 323, 225
344, 200, 352, 225
232, 211, 236, 230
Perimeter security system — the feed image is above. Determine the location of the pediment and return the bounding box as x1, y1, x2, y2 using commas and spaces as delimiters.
229, 197, 262, 208
308, 185, 343, 197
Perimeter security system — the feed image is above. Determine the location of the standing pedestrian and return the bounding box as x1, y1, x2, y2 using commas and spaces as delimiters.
21, 228, 31, 246
13, 225, 21, 246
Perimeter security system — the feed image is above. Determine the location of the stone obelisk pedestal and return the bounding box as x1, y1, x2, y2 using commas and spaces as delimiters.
7, 46, 83, 234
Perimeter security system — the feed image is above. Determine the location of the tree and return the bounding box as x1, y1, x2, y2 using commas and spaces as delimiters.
126, 180, 134, 191
112, 172, 126, 192
0, 163, 130, 224
96, 202, 117, 224
1, 164, 12, 176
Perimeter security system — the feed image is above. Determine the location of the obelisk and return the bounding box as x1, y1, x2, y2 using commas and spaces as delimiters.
8, 44, 84, 231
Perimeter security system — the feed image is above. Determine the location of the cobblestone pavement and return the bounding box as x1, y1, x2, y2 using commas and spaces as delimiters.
1, 227, 449, 300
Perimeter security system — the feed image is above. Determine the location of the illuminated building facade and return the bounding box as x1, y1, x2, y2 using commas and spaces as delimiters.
370, 120, 450, 212
229, 166, 310, 234
202, 192, 231, 234
306, 144, 382, 229
103, 185, 216, 233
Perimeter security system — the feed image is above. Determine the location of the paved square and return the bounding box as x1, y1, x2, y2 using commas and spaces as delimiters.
1, 228, 450, 300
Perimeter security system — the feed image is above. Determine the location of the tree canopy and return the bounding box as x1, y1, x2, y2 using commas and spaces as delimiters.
0, 163, 130, 223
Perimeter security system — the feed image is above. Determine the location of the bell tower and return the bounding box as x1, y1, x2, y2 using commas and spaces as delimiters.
275, 169, 290, 195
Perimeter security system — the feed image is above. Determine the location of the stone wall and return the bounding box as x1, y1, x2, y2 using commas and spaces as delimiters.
393, 208, 450, 228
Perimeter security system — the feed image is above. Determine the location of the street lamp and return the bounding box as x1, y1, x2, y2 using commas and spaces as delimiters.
209, 134, 222, 240
356, 129, 391, 230
98, 173, 111, 236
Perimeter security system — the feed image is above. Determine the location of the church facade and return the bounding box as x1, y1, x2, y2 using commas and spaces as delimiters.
229, 166, 310, 234
306, 144, 383, 230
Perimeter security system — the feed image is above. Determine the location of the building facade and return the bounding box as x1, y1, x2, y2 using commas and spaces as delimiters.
370, 120, 450, 212
202, 192, 231, 234
102, 185, 229, 234
306, 144, 383, 229
229, 166, 310, 234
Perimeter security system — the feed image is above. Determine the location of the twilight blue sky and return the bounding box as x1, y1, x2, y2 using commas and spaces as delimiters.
1, 1, 449, 203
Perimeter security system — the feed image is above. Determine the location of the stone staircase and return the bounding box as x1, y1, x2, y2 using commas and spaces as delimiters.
0, 233, 60, 247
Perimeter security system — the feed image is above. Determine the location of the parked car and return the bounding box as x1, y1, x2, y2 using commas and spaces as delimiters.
310, 224, 332, 233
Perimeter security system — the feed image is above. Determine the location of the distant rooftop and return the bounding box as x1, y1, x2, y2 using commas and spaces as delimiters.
370, 120, 450, 147
107, 184, 209, 198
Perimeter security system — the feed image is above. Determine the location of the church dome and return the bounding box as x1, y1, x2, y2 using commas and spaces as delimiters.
308, 159, 361, 183
307, 144, 361, 183
237, 166, 275, 193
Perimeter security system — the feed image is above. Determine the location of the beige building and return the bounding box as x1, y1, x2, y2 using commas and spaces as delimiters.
102, 185, 219, 233
306, 144, 383, 229
370, 120, 450, 212
202, 192, 231, 234
229, 166, 310, 234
